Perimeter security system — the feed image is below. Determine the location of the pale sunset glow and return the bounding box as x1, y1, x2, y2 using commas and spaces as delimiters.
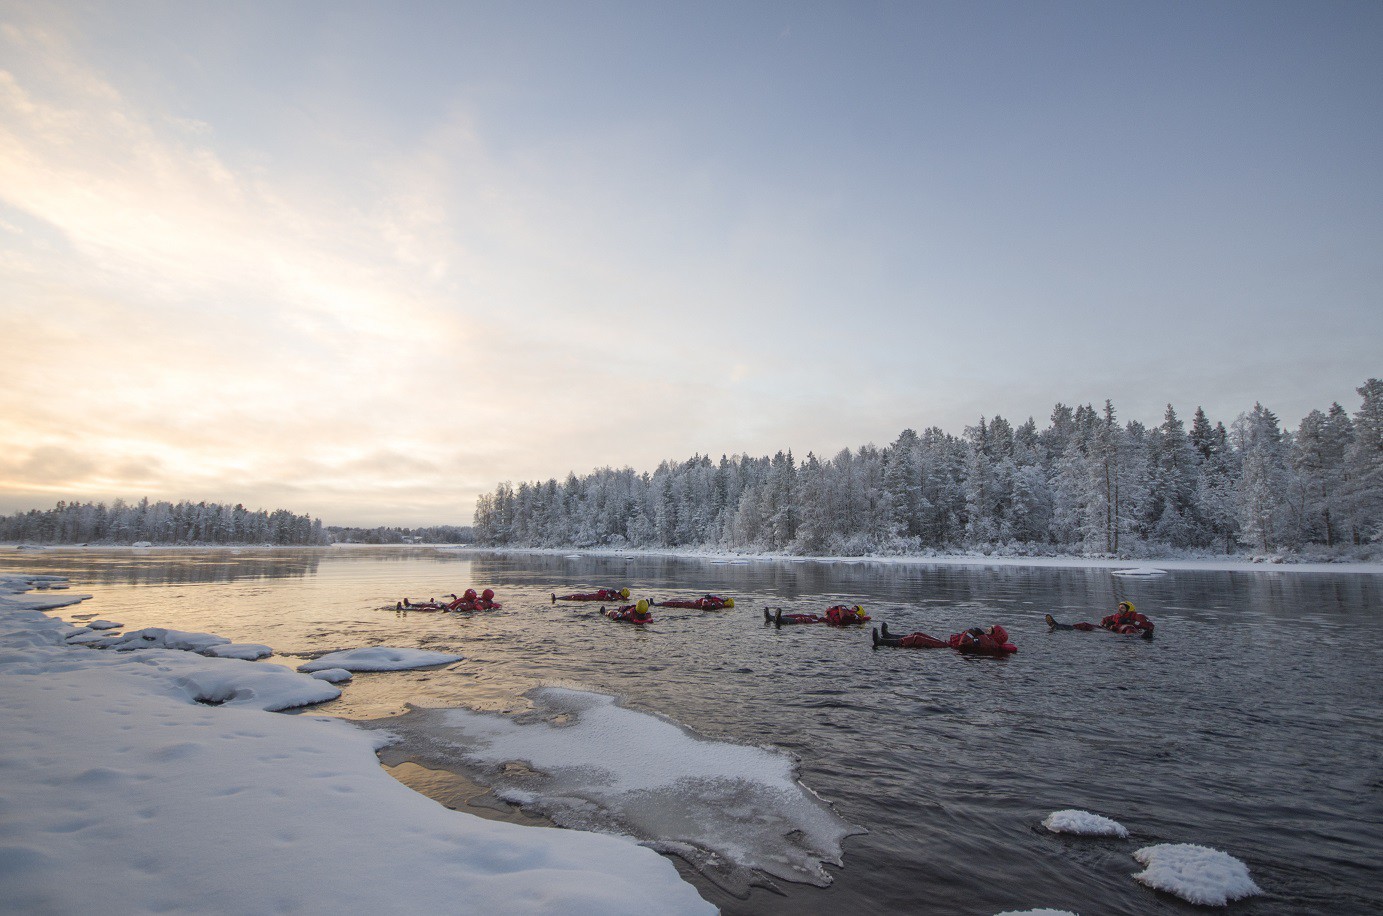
2, 2, 1379, 525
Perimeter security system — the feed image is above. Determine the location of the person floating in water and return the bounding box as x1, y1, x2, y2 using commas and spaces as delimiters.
602, 599, 652, 624
553, 587, 630, 603
872, 621, 1017, 655
653, 594, 735, 610
1045, 601, 1153, 637
764, 605, 869, 627
446, 588, 501, 611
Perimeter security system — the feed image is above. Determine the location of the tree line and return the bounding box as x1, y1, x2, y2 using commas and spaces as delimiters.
327, 525, 473, 544
472, 379, 1383, 558
0, 499, 329, 546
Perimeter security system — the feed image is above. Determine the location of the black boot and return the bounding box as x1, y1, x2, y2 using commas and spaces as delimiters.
871, 626, 880, 648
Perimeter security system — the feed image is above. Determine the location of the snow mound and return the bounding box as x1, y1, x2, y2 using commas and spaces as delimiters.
98, 627, 231, 653
310, 667, 355, 683
377, 687, 864, 895
1112, 566, 1167, 577
1043, 809, 1129, 838
297, 646, 461, 672
172, 659, 342, 710
200, 643, 274, 661
1132, 843, 1262, 905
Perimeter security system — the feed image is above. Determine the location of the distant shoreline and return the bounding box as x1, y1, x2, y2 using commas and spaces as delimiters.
9, 541, 1378, 575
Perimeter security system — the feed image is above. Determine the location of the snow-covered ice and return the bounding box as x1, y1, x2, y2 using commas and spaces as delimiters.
995, 910, 1079, 916
1132, 843, 1262, 906
94, 626, 232, 653
200, 642, 274, 660
296, 646, 462, 672
1042, 809, 1129, 838
309, 666, 355, 683
0, 575, 714, 914
1111, 566, 1168, 577
373, 686, 864, 894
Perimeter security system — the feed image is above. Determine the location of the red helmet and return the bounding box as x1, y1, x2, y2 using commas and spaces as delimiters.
464, 588, 478, 600
989, 624, 1010, 644
481, 588, 495, 601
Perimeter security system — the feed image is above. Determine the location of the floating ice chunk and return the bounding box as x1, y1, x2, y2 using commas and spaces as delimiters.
1043, 809, 1129, 838
310, 667, 354, 683
1112, 566, 1167, 577
297, 646, 461, 672
86, 620, 123, 630
99, 627, 231, 653
1132, 843, 1262, 906
200, 643, 274, 661
172, 660, 341, 711
995, 910, 1079, 916
377, 687, 864, 894
64, 631, 112, 644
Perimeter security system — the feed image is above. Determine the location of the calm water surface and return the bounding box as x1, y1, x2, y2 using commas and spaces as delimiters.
6, 547, 1380, 915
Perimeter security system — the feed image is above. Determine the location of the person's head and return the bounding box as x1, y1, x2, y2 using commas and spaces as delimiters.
854, 605, 866, 618
1118, 601, 1135, 614
619, 587, 631, 599
988, 624, 1009, 643
464, 588, 478, 600
635, 599, 650, 617
723, 597, 734, 608
481, 588, 495, 601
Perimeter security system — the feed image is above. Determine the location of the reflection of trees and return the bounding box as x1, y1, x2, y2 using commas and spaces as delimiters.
0, 549, 324, 585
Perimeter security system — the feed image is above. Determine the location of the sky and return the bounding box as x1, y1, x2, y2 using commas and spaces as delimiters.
1, 1, 1380, 527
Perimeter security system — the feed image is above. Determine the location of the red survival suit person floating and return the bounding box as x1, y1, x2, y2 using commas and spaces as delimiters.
654, 594, 735, 610
445, 588, 501, 611
764, 605, 870, 627
602, 599, 652, 625
871, 621, 1017, 656
553, 587, 631, 604
1045, 601, 1154, 638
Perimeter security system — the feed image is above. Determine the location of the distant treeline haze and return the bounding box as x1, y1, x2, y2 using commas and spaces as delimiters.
1, 499, 329, 546
473, 380, 1383, 557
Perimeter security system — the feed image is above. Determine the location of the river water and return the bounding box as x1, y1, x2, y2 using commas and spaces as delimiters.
5, 547, 1380, 915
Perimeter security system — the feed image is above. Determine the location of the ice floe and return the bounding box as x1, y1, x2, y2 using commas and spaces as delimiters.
309, 667, 355, 683
199, 643, 274, 661
372, 686, 864, 895
1042, 809, 1129, 838
1111, 566, 1168, 577
1132, 843, 1262, 906
296, 646, 462, 672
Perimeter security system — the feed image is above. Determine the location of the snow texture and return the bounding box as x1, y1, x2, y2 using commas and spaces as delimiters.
309, 667, 355, 683
995, 910, 1080, 916
296, 646, 462, 672
1132, 843, 1262, 906
1042, 809, 1130, 838
200, 643, 274, 660
0, 574, 714, 914
377, 686, 864, 893
1111, 566, 1168, 577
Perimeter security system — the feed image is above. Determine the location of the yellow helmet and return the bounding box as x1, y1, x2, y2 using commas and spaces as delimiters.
1119, 601, 1135, 613
619, 588, 631, 599
855, 605, 866, 616
636, 599, 650, 612
724, 597, 735, 608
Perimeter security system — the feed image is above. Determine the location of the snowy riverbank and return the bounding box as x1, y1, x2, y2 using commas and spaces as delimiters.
0, 574, 714, 915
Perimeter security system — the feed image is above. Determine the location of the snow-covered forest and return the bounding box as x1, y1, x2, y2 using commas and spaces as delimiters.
0, 500, 329, 546
473, 380, 1383, 558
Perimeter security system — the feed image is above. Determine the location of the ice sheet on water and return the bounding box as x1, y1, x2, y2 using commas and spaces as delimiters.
376, 687, 864, 895
1042, 809, 1129, 837
1132, 843, 1261, 906
297, 646, 461, 672
1112, 566, 1167, 577
995, 910, 1079, 916
93, 627, 231, 653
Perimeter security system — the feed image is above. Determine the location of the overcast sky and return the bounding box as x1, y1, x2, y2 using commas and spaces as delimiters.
2, 1, 1380, 527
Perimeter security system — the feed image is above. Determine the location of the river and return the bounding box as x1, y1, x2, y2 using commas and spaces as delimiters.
4, 546, 1379, 915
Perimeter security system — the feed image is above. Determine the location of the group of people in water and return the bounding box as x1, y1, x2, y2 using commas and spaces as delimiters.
400, 582, 1154, 648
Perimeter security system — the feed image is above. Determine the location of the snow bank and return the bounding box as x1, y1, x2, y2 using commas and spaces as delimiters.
377, 686, 864, 894
1042, 809, 1129, 838
0, 575, 714, 914
94, 626, 232, 653
296, 646, 462, 672
1132, 843, 1262, 906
